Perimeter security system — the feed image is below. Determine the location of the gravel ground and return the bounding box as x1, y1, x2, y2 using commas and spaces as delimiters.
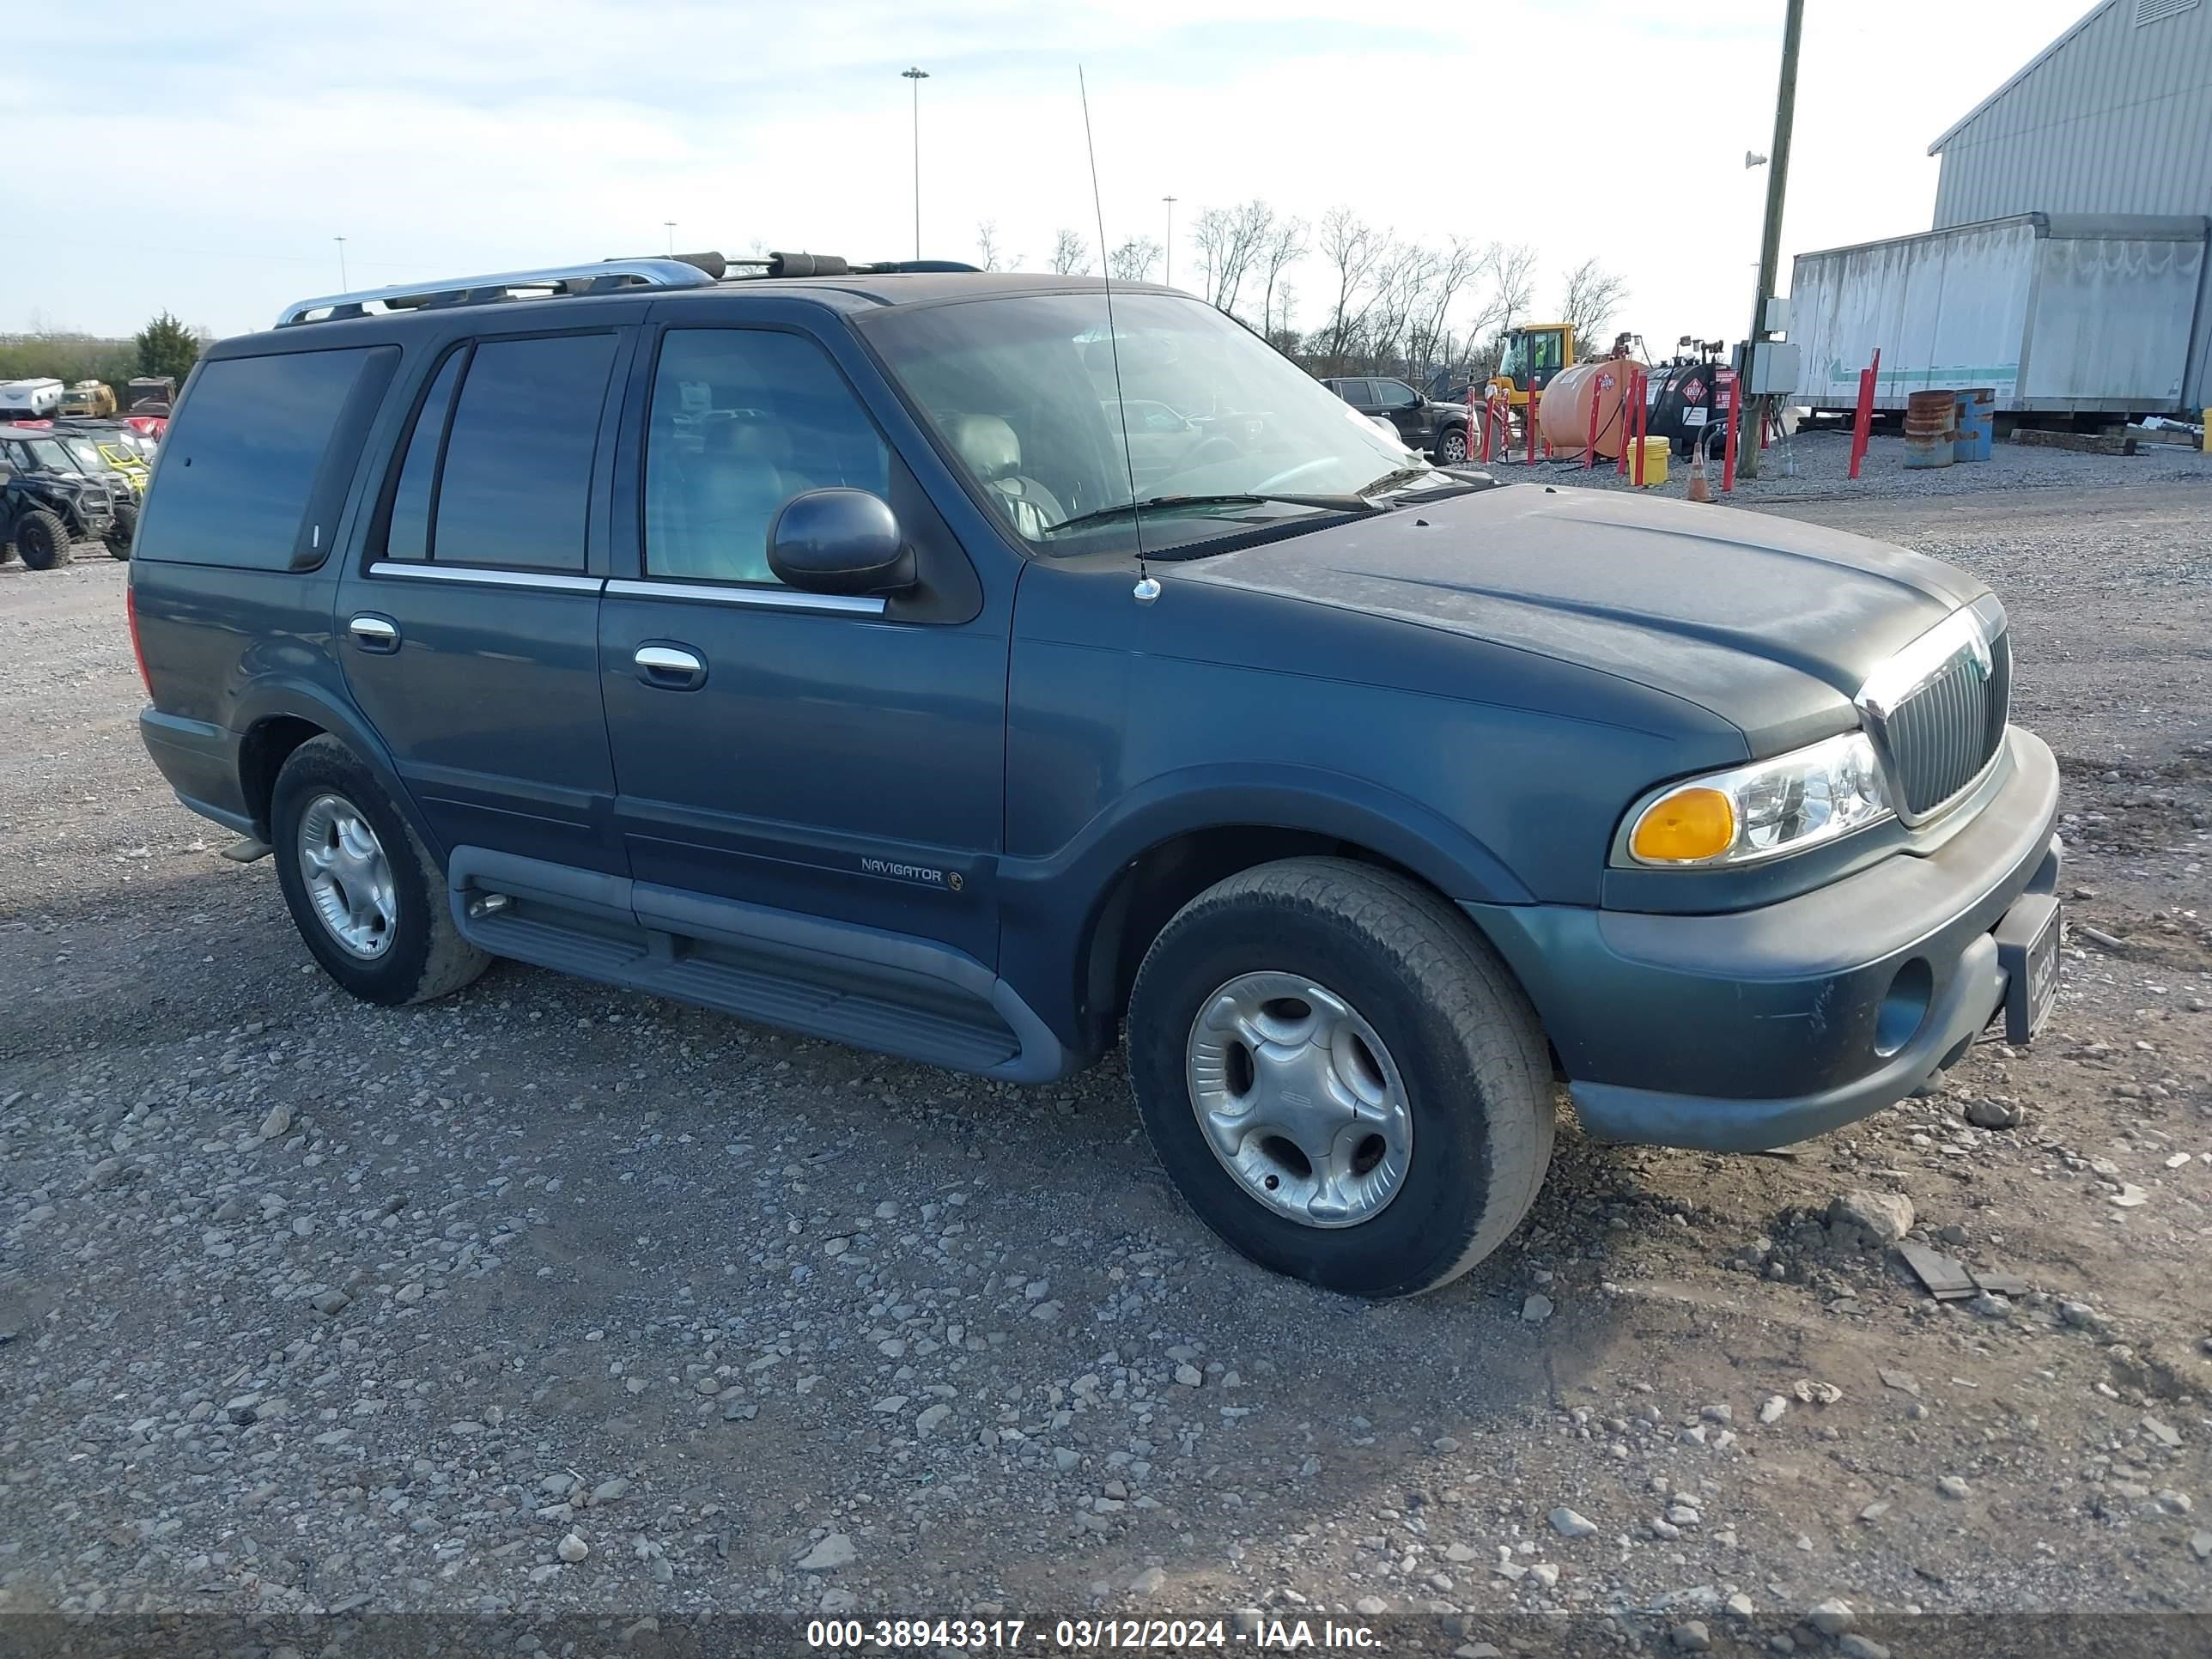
3, 484, 2209, 1656
1495, 427, 2212, 506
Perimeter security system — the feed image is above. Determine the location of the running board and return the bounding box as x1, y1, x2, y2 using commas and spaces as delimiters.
445, 847, 1068, 1082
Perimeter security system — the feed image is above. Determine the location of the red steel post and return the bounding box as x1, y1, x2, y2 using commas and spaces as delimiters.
1632, 371, 1647, 487
1524, 381, 1538, 464
1719, 367, 1740, 493
1848, 347, 1881, 480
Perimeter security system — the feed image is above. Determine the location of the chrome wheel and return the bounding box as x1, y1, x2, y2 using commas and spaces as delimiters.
296, 793, 397, 959
1439, 429, 1469, 465
1184, 972, 1413, 1229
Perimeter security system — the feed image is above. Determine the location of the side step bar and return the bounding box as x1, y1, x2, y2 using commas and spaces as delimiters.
446, 848, 1070, 1083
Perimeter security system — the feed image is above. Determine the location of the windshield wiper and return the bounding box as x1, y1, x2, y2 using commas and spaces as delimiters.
1353, 465, 1437, 496
1049, 491, 1382, 536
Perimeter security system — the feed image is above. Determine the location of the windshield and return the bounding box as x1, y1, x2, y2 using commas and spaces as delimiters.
21, 437, 73, 471
860, 290, 1424, 555
58, 437, 109, 472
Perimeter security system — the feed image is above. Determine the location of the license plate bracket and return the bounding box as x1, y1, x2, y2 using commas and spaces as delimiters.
1993, 894, 2061, 1044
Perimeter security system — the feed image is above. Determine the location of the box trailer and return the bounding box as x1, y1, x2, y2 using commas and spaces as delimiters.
1787, 213, 2210, 416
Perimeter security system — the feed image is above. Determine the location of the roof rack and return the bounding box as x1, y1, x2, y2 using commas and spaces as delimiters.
274, 254, 722, 329
274, 249, 990, 328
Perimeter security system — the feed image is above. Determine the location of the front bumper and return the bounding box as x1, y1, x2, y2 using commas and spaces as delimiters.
1467, 726, 2063, 1152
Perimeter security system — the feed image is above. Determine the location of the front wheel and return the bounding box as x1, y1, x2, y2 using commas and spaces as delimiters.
106, 500, 138, 559
13, 508, 69, 570
1126, 858, 1554, 1298
1435, 425, 1471, 466
270, 735, 490, 1006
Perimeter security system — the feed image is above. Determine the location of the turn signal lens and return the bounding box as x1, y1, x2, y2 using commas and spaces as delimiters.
1629, 787, 1736, 863
1620, 732, 1893, 868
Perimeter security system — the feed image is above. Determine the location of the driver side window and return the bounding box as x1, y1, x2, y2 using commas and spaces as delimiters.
644, 328, 890, 585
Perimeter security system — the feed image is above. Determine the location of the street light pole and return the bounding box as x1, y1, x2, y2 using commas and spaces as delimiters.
1162, 195, 1176, 286
902, 67, 930, 261
664, 220, 677, 256
1739, 0, 1803, 481
334, 235, 348, 288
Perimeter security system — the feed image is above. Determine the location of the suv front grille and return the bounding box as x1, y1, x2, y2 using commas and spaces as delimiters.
1860, 610, 2009, 823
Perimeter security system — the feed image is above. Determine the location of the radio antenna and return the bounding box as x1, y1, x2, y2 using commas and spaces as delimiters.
1078, 67, 1157, 603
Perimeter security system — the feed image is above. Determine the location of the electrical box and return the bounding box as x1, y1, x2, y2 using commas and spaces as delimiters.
1747, 341, 1801, 396
1762, 296, 1790, 333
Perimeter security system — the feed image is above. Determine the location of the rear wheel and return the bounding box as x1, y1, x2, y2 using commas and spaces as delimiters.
13, 509, 69, 570
270, 736, 490, 1006
1126, 858, 1554, 1298
106, 500, 138, 559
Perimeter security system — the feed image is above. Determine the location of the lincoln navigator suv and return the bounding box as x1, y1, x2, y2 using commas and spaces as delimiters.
129, 252, 2063, 1298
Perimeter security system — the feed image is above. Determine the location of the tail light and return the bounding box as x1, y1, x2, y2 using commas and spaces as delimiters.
125, 579, 152, 696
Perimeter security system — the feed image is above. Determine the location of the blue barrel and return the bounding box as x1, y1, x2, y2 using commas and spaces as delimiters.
1953, 389, 1995, 462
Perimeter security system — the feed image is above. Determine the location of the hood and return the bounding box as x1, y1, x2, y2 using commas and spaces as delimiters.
1173, 482, 1989, 748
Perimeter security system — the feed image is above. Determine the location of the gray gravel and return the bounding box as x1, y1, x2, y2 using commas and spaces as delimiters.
3, 491, 2209, 1634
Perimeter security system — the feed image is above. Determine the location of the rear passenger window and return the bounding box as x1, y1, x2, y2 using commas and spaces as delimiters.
644, 329, 890, 584
136, 347, 386, 569
380, 348, 465, 562
430, 332, 617, 572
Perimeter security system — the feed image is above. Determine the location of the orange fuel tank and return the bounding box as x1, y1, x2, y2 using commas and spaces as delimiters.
1537, 358, 1644, 460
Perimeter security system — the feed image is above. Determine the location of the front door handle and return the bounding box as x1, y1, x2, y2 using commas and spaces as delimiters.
349, 614, 399, 653
635, 642, 707, 690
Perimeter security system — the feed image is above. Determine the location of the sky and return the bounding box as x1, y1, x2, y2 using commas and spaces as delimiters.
6, 0, 2093, 349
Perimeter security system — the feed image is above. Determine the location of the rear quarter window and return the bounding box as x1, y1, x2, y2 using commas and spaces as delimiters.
137, 345, 394, 569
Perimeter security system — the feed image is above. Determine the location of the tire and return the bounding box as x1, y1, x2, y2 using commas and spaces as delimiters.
1126, 857, 1553, 1298
106, 500, 138, 560
1434, 424, 1471, 466
14, 508, 69, 570
270, 735, 490, 1006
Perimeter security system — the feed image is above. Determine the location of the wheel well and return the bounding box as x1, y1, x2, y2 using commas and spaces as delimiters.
1081, 828, 1434, 1041
1079, 829, 1563, 1080
238, 716, 325, 836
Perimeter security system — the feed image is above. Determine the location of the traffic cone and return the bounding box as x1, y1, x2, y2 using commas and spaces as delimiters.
1686, 467, 1714, 503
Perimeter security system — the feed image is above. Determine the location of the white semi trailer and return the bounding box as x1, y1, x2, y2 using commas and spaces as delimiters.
1787, 213, 2209, 418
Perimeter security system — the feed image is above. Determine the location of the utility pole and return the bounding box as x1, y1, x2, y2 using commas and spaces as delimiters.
902, 68, 930, 260
664, 220, 677, 256
334, 235, 348, 288
1739, 0, 1803, 481
1162, 195, 1176, 287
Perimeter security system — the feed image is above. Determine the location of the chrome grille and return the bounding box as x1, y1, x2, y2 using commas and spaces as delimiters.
1861, 615, 2009, 823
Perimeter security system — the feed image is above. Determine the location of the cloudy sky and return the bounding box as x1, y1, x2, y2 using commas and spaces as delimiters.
11, 0, 2087, 347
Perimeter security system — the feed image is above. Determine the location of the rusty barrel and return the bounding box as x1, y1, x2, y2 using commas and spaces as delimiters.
1904, 389, 1955, 469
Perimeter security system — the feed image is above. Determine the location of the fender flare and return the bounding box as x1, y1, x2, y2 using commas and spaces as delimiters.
1002, 763, 1533, 908
226, 677, 439, 855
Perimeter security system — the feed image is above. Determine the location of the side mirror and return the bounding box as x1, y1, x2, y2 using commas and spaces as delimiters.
767, 489, 916, 597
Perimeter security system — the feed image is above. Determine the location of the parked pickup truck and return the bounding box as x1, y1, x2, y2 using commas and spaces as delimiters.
1321, 375, 1475, 465
129, 252, 2062, 1298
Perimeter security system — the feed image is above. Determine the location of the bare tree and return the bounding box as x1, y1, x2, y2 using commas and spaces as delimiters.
1049, 229, 1091, 276
1106, 236, 1162, 283
1189, 200, 1277, 318
975, 221, 1004, 272
1405, 236, 1484, 384
1258, 217, 1308, 338
1490, 242, 1539, 333
1317, 207, 1386, 375
1559, 257, 1628, 345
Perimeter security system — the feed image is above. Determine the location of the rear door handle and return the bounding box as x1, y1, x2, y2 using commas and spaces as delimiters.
634, 642, 707, 690
349, 614, 399, 653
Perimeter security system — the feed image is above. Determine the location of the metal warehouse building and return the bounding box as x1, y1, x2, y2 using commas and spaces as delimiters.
1928, 0, 2212, 228
1788, 0, 2212, 418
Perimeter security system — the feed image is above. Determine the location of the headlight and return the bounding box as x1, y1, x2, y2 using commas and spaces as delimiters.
1620, 732, 1892, 867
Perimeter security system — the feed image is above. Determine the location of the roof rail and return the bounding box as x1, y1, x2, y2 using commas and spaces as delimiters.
274, 255, 720, 329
